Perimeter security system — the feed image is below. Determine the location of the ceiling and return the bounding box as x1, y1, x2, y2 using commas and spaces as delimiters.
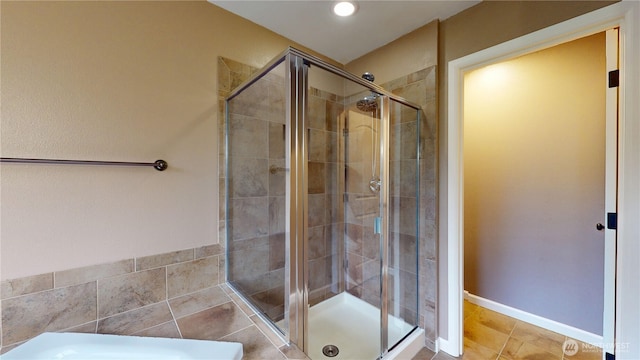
209, 1, 480, 64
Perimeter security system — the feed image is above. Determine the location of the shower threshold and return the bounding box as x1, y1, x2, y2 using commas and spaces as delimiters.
307, 292, 423, 360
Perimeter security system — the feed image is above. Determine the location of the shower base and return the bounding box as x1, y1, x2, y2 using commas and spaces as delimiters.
308, 292, 423, 360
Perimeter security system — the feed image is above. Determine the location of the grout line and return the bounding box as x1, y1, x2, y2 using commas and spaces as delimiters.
2, 339, 27, 352
96, 300, 163, 322
166, 299, 183, 339
1, 277, 68, 300
95, 279, 100, 327
56, 320, 98, 334
167, 284, 225, 301
130, 319, 178, 337
164, 266, 168, 301
246, 316, 286, 351
2, 288, 51, 300
218, 323, 254, 341
173, 299, 233, 321
168, 285, 233, 320
495, 319, 518, 359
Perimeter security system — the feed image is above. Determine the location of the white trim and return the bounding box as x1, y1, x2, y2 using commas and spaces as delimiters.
464, 292, 603, 346
615, 2, 640, 359
446, 2, 640, 359
437, 337, 455, 356
446, 57, 465, 355
603, 27, 619, 351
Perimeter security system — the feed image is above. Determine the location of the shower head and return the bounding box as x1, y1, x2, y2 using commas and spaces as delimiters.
356, 94, 378, 112
362, 72, 375, 82
357, 71, 378, 112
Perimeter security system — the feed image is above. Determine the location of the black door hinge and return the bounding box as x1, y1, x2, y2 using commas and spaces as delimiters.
607, 212, 617, 230
609, 70, 620, 88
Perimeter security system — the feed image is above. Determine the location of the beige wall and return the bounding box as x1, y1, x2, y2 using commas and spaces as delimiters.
346, 21, 438, 86
464, 33, 605, 334
438, 0, 617, 338
0, 1, 318, 280
1, 0, 622, 341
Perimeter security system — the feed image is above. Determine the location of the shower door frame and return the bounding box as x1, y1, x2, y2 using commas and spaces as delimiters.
288, 51, 308, 351
287, 47, 422, 358
225, 47, 422, 358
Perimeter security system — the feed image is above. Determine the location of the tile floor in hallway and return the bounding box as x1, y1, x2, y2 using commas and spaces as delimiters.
412, 300, 602, 360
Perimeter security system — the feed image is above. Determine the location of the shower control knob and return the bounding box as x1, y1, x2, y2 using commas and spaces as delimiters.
369, 177, 381, 193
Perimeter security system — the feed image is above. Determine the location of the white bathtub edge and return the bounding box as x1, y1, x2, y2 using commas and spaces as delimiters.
0, 332, 243, 360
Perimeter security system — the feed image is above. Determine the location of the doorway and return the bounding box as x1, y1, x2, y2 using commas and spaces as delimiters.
461, 31, 610, 357
443, 3, 640, 357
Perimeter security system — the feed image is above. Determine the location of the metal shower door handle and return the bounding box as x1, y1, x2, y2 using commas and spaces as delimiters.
369, 178, 381, 193
374, 217, 382, 234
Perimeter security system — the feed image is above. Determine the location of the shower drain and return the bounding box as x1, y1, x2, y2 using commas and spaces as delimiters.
322, 344, 339, 357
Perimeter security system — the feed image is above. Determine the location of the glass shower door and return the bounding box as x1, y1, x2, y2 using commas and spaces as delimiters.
225, 59, 291, 338
336, 89, 420, 358
385, 98, 420, 351
305, 64, 386, 360
304, 60, 420, 359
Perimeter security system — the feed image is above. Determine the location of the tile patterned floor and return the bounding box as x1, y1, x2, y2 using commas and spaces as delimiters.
412, 301, 603, 360
1, 282, 604, 360
151, 285, 602, 360
218, 283, 330, 359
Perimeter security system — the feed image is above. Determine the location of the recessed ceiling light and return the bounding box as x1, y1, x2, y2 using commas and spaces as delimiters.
333, 2, 357, 17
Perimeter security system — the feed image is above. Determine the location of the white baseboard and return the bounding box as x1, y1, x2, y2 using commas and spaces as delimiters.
464, 291, 603, 347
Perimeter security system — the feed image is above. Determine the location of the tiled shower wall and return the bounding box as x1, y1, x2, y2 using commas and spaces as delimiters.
342, 97, 419, 319
0, 245, 225, 353
306, 87, 344, 306
342, 107, 385, 305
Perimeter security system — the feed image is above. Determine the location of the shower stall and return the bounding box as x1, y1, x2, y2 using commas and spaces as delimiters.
224, 48, 422, 359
